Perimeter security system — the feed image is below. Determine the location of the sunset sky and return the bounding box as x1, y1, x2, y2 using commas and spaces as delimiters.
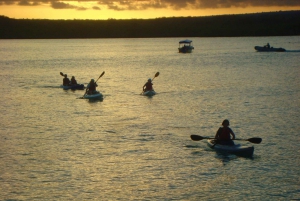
1, 0, 300, 20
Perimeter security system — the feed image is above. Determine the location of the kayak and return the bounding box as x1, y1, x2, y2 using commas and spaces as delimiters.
83, 91, 103, 100
61, 84, 84, 90
142, 90, 156, 96
207, 139, 254, 157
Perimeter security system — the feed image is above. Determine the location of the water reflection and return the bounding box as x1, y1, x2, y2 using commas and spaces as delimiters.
285, 50, 300, 52
1, 37, 299, 200
187, 143, 254, 165
88, 98, 104, 103
215, 152, 254, 165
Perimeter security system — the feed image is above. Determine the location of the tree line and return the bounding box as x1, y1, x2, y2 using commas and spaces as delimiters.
0, 10, 299, 39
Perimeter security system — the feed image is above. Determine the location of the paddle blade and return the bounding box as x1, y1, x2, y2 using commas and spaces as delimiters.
247, 137, 262, 144
154, 72, 160, 78
99, 71, 105, 78
60, 72, 64, 76
190, 135, 204, 141
95, 71, 105, 83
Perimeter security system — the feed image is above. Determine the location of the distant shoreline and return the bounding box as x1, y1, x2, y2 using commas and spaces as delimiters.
1, 10, 300, 39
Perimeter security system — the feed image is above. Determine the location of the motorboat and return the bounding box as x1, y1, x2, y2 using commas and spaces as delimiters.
178, 40, 194, 53
254, 43, 285, 52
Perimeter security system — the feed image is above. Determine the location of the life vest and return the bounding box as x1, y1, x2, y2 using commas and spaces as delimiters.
63, 78, 70, 86
89, 82, 97, 91
217, 127, 232, 140
144, 82, 153, 91
70, 78, 77, 85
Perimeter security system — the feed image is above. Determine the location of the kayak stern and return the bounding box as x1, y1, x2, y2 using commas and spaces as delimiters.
207, 139, 254, 157
142, 90, 156, 96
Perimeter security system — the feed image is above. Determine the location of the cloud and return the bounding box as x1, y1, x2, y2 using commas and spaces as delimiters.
51, 1, 77, 9
18, 0, 40, 6
196, 0, 300, 9
92, 5, 101, 10
1, 0, 300, 11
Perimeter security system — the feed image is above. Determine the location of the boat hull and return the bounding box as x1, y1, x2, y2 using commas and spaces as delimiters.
254, 46, 285, 52
83, 91, 103, 99
61, 84, 85, 90
178, 46, 194, 53
142, 90, 156, 96
207, 139, 254, 157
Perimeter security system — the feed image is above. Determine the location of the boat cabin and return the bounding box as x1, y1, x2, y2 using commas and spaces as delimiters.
178, 40, 194, 53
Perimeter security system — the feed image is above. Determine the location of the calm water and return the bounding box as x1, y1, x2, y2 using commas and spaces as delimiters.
0, 37, 299, 200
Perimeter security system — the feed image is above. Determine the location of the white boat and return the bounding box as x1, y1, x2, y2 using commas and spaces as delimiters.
178, 39, 194, 53
83, 91, 103, 100
142, 90, 156, 96
207, 139, 254, 157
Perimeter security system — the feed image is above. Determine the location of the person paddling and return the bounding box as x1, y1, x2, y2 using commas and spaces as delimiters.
63, 74, 70, 86
214, 119, 236, 146
86, 79, 98, 94
70, 76, 77, 85
143, 78, 153, 92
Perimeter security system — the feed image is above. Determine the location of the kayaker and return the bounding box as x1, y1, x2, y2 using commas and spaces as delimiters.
87, 79, 98, 94
70, 76, 77, 85
214, 119, 236, 146
63, 74, 70, 86
143, 78, 153, 92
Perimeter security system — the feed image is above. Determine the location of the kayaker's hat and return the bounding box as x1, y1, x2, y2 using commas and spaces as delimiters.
148, 78, 151, 82
91, 79, 94, 82
72, 76, 75, 78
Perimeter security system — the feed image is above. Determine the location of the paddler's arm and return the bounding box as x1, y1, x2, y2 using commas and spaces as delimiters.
215, 127, 222, 139
229, 128, 236, 140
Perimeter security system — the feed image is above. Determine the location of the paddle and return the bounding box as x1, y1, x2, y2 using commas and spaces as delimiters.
95, 71, 105, 84
190, 135, 262, 144
141, 72, 160, 94
152, 71, 160, 81
83, 71, 105, 97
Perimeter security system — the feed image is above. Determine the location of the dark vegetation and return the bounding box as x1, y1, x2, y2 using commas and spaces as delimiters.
0, 10, 299, 39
